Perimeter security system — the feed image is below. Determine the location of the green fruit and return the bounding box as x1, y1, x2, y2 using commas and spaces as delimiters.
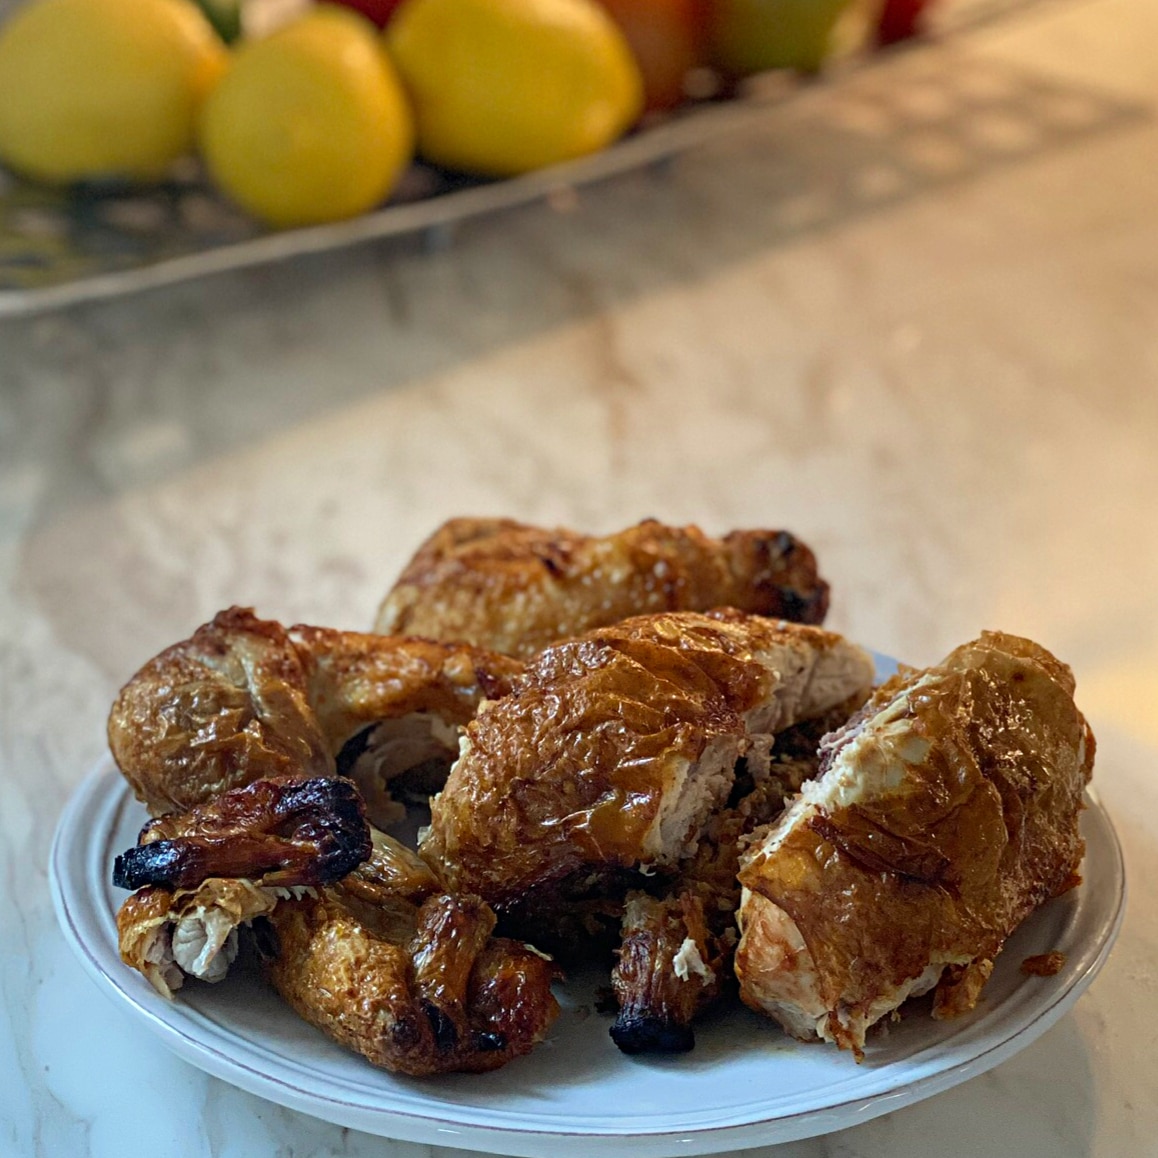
193, 0, 242, 44
708, 0, 853, 75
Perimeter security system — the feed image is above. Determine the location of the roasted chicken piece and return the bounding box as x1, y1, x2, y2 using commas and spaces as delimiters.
375, 517, 831, 659
108, 606, 522, 822
261, 889, 561, 1077
612, 890, 723, 1054
421, 611, 875, 924
735, 631, 1095, 1060
114, 781, 561, 1076
115, 775, 372, 997
113, 776, 371, 891
609, 709, 853, 1054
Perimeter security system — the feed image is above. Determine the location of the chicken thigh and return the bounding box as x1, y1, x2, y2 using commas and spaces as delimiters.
108, 606, 522, 822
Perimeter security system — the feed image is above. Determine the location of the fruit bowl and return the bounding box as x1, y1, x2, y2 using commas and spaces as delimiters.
0, 0, 1110, 316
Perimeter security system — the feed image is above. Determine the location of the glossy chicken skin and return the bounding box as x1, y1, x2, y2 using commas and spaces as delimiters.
262, 889, 561, 1077
113, 776, 371, 891
421, 611, 875, 916
736, 631, 1095, 1059
114, 782, 560, 1076
375, 517, 831, 659
108, 607, 522, 819
115, 775, 373, 998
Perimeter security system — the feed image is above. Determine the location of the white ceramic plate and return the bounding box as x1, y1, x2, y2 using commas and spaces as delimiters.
51, 737, 1125, 1158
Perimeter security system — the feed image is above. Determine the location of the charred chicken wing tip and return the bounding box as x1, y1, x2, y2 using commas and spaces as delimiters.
112, 776, 372, 892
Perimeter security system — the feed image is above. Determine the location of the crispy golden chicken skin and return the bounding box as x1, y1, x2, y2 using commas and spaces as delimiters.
116, 823, 444, 998
421, 611, 875, 918
735, 631, 1095, 1060
113, 776, 371, 891
375, 517, 831, 658
107, 607, 522, 820
261, 889, 561, 1077
114, 783, 560, 1076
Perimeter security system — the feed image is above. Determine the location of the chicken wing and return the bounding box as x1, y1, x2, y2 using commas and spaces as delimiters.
421, 611, 875, 924
108, 606, 522, 821
375, 517, 831, 658
114, 780, 561, 1076
113, 775, 371, 891
115, 775, 372, 997
735, 631, 1094, 1059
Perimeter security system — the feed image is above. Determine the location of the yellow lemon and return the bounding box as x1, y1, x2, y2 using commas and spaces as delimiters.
0, 0, 226, 183
386, 0, 643, 177
198, 7, 414, 229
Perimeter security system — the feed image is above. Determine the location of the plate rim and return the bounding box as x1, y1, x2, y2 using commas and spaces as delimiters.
50, 747, 1126, 1158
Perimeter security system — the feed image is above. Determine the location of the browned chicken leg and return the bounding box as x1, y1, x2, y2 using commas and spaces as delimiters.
262, 889, 560, 1076
108, 606, 522, 822
375, 517, 831, 658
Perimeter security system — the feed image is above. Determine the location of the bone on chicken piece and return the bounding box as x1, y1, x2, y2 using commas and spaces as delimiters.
735, 631, 1095, 1060
421, 611, 875, 921
107, 607, 523, 822
375, 517, 831, 659
261, 887, 561, 1077
114, 775, 374, 997
609, 709, 853, 1055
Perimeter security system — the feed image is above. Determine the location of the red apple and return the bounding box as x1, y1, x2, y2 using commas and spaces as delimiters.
327, 0, 406, 29
877, 0, 933, 45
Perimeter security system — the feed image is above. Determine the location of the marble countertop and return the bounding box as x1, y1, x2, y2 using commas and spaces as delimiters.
3, 0, 1157, 1154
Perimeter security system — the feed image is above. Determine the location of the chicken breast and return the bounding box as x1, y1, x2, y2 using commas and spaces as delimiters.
735, 631, 1094, 1059
421, 611, 875, 918
108, 607, 522, 821
375, 517, 831, 658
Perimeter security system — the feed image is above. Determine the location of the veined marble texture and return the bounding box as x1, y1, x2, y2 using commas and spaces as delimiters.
3, 0, 1158, 1154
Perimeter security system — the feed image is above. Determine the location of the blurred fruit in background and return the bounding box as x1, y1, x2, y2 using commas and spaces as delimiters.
198, 5, 413, 227
191, 0, 243, 43
0, 0, 226, 183
707, 0, 854, 76
386, 0, 643, 177
876, 0, 932, 45
594, 0, 702, 112
0, 0, 929, 232
327, 0, 404, 29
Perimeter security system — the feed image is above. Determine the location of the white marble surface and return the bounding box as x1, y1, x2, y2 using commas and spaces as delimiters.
3, 0, 1158, 1154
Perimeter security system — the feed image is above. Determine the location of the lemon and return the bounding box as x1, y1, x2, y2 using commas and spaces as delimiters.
198, 7, 414, 228
386, 0, 643, 177
0, 0, 226, 183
